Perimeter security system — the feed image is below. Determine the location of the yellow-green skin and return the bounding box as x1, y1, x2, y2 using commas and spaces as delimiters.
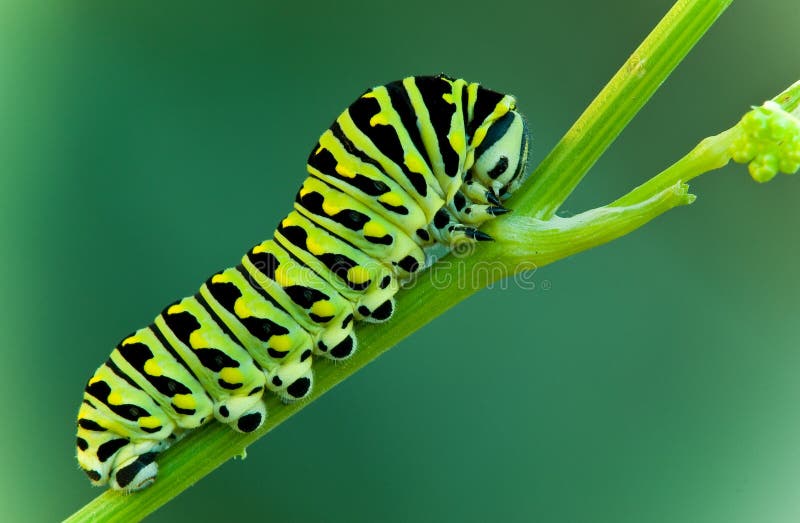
76, 75, 530, 491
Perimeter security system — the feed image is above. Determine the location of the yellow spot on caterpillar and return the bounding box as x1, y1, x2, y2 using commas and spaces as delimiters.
270, 335, 292, 352
311, 300, 335, 319
362, 91, 375, 99
211, 272, 231, 284
472, 127, 488, 148
172, 394, 196, 411
189, 331, 210, 349
233, 298, 251, 319
88, 376, 102, 385
220, 367, 244, 385
442, 93, 454, 104
252, 241, 270, 254
305, 235, 325, 256
363, 221, 385, 238
467, 83, 479, 112
274, 265, 292, 286
108, 392, 123, 405
143, 359, 162, 377
404, 153, 427, 174
488, 102, 511, 123
347, 266, 372, 285
139, 416, 161, 429
321, 199, 341, 216
335, 163, 356, 178
167, 304, 184, 315
449, 130, 465, 153
122, 333, 141, 345
379, 192, 403, 207
369, 113, 390, 127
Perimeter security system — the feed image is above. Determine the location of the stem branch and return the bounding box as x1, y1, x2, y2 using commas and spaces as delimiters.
515, 0, 733, 220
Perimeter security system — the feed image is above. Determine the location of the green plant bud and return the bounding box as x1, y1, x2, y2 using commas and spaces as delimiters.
732, 101, 800, 182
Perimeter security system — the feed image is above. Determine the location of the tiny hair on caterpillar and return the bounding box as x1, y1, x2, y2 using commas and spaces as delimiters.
76, 74, 530, 491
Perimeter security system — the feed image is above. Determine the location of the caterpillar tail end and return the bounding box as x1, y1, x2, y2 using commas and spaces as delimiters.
79, 445, 162, 492
464, 227, 494, 242
109, 452, 159, 492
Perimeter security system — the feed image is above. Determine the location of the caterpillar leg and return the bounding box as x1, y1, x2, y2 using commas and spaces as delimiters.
213, 392, 268, 433
430, 176, 517, 246
266, 344, 316, 401
107, 440, 168, 491
429, 207, 495, 245
449, 190, 509, 226
462, 176, 502, 206
271, 368, 315, 403
360, 298, 394, 324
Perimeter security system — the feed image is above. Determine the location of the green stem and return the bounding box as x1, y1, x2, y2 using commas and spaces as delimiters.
774, 80, 800, 115
611, 127, 739, 208
492, 182, 695, 269
64, 1, 735, 521
515, 0, 733, 220
612, 81, 800, 208
64, 183, 696, 523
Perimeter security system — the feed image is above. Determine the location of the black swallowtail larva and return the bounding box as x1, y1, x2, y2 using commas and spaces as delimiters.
76, 74, 530, 491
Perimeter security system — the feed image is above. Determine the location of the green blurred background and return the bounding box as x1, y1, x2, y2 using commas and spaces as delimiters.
2, 1, 799, 521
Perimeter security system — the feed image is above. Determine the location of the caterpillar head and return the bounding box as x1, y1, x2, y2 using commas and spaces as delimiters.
470, 110, 530, 199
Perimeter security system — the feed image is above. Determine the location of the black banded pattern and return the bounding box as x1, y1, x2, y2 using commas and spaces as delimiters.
76, 74, 530, 492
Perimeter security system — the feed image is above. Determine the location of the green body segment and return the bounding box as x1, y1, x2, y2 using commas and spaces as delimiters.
76, 74, 530, 492
294, 175, 426, 271
198, 268, 314, 381
109, 327, 213, 429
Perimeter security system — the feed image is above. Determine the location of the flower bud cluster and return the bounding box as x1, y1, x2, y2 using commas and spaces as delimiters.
731, 101, 800, 182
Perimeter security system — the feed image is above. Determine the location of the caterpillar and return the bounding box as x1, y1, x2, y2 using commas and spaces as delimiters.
76, 74, 530, 492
